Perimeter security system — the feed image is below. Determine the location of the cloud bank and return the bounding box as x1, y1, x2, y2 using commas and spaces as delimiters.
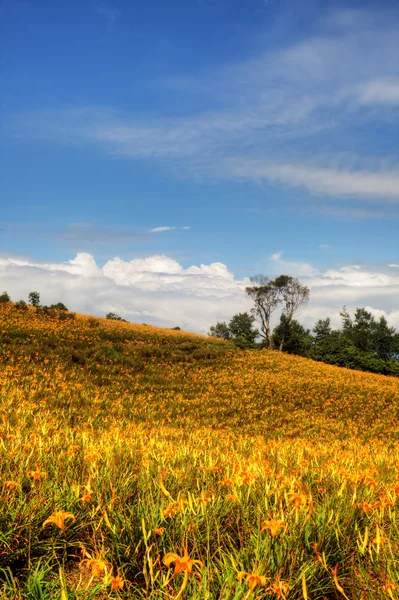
1, 253, 398, 333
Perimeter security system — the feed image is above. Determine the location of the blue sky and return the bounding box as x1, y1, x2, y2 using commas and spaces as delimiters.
1, 0, 399, 331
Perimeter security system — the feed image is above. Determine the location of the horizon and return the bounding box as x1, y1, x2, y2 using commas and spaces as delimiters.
1, 0, 398, 333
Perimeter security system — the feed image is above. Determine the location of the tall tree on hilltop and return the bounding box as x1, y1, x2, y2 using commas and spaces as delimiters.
274, 275, 310, 351
245, 275, 281, 349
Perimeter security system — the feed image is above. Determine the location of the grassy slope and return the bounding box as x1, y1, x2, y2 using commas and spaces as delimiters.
1, 305, 399, 599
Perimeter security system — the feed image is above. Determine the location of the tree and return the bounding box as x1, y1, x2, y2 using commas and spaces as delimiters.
106, 312, 127, 322
208, 321, 231, 340
373, 316, 397, 360
0, 291, 10, 304
274, 275, 310, 351
228, 312, 259, 348
313, 318, 332, 341
273, 316, 312, 356
245, 275, 281, 349
50, 302, 68, 311
28, 291, 40, 307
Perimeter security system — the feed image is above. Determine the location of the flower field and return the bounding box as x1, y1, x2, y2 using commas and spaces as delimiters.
1, 304, 399, 599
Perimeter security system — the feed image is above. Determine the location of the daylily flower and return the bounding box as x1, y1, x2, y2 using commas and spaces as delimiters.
238, 571, 268, 590
103, 573, 127, 591
4, 480, 18, 490
154, 527, 165, 536
42, 510, 75, 530
261, 518, 287, 537
80, 547, 111, 576
269, 576, 290, 599
163, 552, 203, 575
27, 470, 46, 481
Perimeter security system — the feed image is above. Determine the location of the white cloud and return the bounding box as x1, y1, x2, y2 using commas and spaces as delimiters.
151, 226, 190, 233
1, 253, 398, 333
7, 7, 399, 204
268, 252, 318, 277
0, 253, 251, 333
358, 79, 399, 105
227, 160, 399, 201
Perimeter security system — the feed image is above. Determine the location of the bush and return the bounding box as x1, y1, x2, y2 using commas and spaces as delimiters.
14, 299, 28, 310
50, 302, 68, 311
0, 291, 11, 304
106, 312, 127, 322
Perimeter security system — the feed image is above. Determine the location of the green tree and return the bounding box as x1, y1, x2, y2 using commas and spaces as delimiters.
274, 275, 310, 351
50, 302, 68, 311
208, 321, 231, 340
28, 291, 41, 307
273, 315, 312, 356
106, 312, 127, 322
313, 318, 332, 341
0, 291, 11, 304
228, 312, 259, 348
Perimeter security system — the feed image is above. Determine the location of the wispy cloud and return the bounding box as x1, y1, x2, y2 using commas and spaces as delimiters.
7, 6, 399, 206
151, 226, 190, 233
96, 2, 120, 31
227, 160, 399, 201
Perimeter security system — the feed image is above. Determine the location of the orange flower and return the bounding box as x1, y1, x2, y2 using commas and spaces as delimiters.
290, 492, 307, 509
4, 480, 18, 490
80, 548, 111, 576
43, 510, 75, 530
238, 571, 268, 590
79, 492, 93, 504
104, 573, 126, 591
226, 493, 238, 502
154, 527, 165, 536
261, 518, 286, 537
27, 470, 46, 481
268, 576, 290, 599
163, 552, 203, 575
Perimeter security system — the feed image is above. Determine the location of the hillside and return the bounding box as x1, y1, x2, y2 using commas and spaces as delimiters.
1, 304, 399, 598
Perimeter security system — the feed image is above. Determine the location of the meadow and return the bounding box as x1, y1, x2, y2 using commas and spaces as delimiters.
1, 304, 399, 599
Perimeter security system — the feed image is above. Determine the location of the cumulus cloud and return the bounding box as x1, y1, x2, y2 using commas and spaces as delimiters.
1, 253, 398, 333
0, 253, 251, 333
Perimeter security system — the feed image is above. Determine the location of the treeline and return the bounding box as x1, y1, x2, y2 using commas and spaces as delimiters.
209, 274, 399, 377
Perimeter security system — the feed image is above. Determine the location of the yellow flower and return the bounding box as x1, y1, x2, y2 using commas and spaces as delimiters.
42, 510, 75, 530
238, 571, 268, 590
163, 552, 203, 575
261, 518, 287, 537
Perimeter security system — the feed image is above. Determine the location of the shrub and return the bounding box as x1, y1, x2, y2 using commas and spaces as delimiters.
0, 291, 11, 304
14, 299, 28, 310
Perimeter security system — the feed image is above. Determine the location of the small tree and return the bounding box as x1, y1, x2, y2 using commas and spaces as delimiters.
228, 312, 258, 348
106, 312, 126, 322
208, 321, 231, 340
0, 291, 11, 304
274, 275, 310, 351
28, 291, 41, 307
50, 302, 68, 311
